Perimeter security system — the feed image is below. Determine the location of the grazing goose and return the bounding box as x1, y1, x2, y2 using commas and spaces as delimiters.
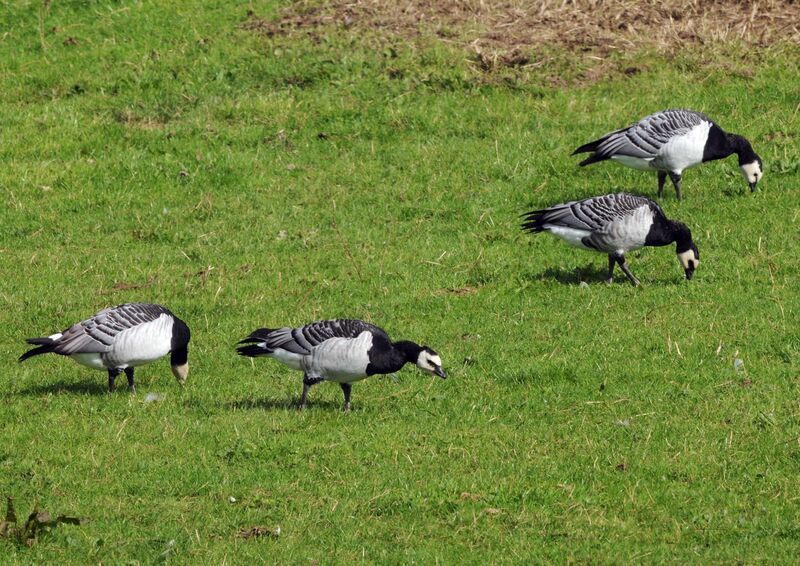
573, 109, 763, 199
521, 192, 700, 286
237, 319, 446, 410
19, 303, 191, 393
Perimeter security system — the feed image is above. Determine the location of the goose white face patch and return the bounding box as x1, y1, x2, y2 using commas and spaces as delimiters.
677, 249, 700, 270
416, 351, 442, 375
740, 161, 762, 184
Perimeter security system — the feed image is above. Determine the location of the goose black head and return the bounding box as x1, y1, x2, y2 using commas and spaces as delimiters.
170, 316, 191, 385
415, 347, 446, 379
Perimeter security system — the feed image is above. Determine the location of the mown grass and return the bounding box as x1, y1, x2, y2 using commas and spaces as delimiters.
1, 0, 799, 562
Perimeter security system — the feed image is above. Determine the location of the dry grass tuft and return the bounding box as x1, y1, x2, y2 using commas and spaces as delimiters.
244, 0, 800, 62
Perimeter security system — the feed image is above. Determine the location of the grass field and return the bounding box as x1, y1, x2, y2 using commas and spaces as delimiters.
1, 0, 799, 562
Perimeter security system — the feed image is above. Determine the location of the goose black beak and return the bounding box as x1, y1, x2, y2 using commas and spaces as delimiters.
684, 267, 695, 281
434, 365, 447, 379
749, 181, 757, 192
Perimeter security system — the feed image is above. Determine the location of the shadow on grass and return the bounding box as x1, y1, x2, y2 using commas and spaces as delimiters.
225, 397, 344, 411
18, 379, 109, 396
537, 264, 611, 285
533, 260, 686, 287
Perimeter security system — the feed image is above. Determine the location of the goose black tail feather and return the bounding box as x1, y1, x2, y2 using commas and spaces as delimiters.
236, 328, 277, 357
19, 337, 56, 362
236, 344, 271, 357
577, 153, 610, 167
573, 136, 613, 166
520, 209, 551, 233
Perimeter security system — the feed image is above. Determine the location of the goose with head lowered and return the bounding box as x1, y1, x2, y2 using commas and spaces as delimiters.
573, 109, 763, 200
521, 192, 700, 286
237, 319, 446, 410
19, 303, 191, 393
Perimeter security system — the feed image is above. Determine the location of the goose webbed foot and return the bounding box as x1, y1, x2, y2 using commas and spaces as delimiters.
341, 383, 352, 412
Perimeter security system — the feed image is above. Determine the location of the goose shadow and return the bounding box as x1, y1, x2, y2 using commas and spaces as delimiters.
535, 265, 690, 288
536, 264, 614, 285
224, 397, 344, 411
18, 379, 109, 396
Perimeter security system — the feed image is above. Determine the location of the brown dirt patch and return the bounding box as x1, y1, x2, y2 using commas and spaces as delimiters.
245, 0, 800, 59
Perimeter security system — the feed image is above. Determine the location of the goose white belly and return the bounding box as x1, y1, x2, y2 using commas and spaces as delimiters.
269, 348, 305, 371
612, 155, 655, 171
103, 314, 174, 368
71, 352, 107, 370
544, 225, 594, 250
303, 332, 372, 383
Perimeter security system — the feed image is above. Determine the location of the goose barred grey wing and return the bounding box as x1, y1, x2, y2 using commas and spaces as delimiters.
595, 109, 709, 159
53, 303, 172, 355
522, 193, 654, 233
258, 319, 389, 355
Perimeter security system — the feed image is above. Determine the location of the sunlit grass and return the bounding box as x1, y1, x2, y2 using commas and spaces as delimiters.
1, 1, 799, 562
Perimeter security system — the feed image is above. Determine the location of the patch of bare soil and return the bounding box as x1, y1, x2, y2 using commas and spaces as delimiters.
245, 0, 800, 61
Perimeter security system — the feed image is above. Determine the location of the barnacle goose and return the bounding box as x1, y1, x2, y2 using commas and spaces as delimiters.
573, 109, 763, 199
521, 192, 700, 286
19, 303, 191, 393
237, 319, 446, 410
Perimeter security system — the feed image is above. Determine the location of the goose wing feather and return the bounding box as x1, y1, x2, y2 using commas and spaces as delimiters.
261, 319, 389, 355
595, 109, 709, 159
523, 193, 655, 232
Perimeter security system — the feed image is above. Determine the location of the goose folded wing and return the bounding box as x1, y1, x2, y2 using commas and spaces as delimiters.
596, 110, 702, 159
526, 194, 652, 232
264, 320, 388, 355
52, 322, 114, 354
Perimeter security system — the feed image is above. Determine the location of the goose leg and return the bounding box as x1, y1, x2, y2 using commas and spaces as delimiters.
657, 171, 667, 198
124, 367, 136, 394
340, 383, 352, 411
668, 172, 683, 200
107, 368, 121, 392
606, 254, 616, 283
617, 256, 640, 287
300, 375, 323, 409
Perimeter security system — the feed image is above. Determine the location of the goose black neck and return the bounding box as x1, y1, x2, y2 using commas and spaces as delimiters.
726, 133, 758, 165
170, 317, 191, 366
171, 317, 191, 348
393, 340, 424, 364
671, 221, 694, 254
366, 338, 422, 376
702, 125, 737, 163
645, 216, 691, 249
170, 345, 188, 366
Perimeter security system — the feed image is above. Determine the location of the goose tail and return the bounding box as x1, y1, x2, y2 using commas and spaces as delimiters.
236, 328, 276, 357
19, 336, 57, 362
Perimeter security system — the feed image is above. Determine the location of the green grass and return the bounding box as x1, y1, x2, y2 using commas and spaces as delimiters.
1, 0, 799, 562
